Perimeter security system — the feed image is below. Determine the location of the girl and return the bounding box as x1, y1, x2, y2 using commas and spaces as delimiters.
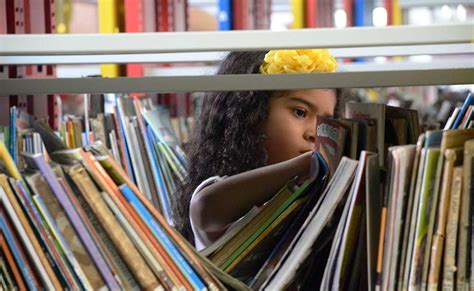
174, 50, 344, 250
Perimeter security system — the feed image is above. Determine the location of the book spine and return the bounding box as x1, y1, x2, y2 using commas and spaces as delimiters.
68, 165, 158, 290
409, 149, 440, 290
11, 179, 70, 289
9, 106, 17, 165
2, 178, 60, 290
99, 191, 170, 290
218, 0, 232, 30
442, 167, 463, 290
145, 126, 174, 225
119, 184, 206, 290
99, 154, 223, 290
114, 98, 136, 183
33, 194, 93, 290
1, 212, 39, 291
31, 155, 120, 290
427, 150, 457, 290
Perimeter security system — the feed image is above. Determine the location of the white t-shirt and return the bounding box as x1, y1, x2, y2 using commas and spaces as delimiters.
189, 175, 263, 252
189, 176, 226, 251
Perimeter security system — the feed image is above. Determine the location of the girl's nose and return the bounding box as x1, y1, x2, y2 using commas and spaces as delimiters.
304, 130, 315, 143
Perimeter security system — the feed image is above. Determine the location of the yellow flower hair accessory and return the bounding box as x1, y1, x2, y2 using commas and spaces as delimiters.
259, 49, 338, 74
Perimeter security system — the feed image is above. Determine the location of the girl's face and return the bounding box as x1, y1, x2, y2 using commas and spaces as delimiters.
263, 89, 337, 165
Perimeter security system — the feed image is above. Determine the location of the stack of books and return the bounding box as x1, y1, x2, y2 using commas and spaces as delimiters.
0, 127, 248, 290
1, 92, 472, 290
202, 94, 473, 289
29, 95, 187, 226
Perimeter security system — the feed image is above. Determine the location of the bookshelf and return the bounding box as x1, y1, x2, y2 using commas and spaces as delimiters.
1, 22, 474, 290
0, 23, 473, 95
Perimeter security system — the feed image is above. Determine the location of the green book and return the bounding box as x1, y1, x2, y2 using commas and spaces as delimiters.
408, 148, 440, 290
220, 179, 313, 270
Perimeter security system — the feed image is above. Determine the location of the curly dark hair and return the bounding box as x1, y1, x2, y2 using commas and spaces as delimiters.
173, 51, 344, 242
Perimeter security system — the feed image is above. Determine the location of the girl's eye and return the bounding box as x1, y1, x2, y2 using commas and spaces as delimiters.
294, 108, 307, 118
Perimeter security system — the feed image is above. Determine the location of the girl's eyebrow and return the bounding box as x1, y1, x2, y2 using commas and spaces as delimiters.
286, 96, 317, 112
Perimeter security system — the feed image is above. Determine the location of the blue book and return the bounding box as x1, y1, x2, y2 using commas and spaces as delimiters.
218, 0, 233, 31
27, 153, 119, 290
10, 106, 17, 165
1, 213, 38, 291
119, 184, 206, 290
146, 126, 174, 225
115, 95, 136, 184
13, 180, 74, 289
452, 93, 474, 129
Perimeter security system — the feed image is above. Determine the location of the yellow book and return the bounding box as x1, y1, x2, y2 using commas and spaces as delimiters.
291, 0, 305, 29
0, 142, 21, 179
98, 0, 121, 77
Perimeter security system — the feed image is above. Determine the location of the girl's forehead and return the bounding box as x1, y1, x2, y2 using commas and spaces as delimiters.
272, 89, 336, 102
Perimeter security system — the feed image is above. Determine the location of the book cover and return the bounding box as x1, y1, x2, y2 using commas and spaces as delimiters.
1, 183, 57, 290
119, 183, 207, 291
1, 209, 39, 290
451, 93, 473, 129
457, 139, 474, 290
322, 151, 372, 290
382, 145, 416, 291
345, 102, 385, 167
210, 179, 312, 268
3, 176, 64, 290
408, 148, 440, 290
442, 166, 463, 290
365, 153, 381, 291
263, 158, 359, 289
1, 230, 27, 290
427, 147, 463, 291
9, 178, 74, 289
315, 115, 348, 177
25, 153, 119, 289
65, 163, 157, 290
227, 197, 308, 283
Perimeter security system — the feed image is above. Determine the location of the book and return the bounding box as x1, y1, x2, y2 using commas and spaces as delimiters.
315, 115, 348, 177
457, 139, 474, 290
1, 183, 58, 290
96, 154, 224, 290
364, 153, 381, 291
442, 166, 463, 290
427, 147, 463, 291
263, 157, 359, 289
465, 140, 474, 291
321, 151, 373, 290
382, 145, 416, 291
451, 93, 473, 129
1, 208, 39, 290
64, 163, 157, 290
408, 147, 441, 290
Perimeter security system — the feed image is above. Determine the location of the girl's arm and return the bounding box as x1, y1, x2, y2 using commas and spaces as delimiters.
190, 151, 312, 234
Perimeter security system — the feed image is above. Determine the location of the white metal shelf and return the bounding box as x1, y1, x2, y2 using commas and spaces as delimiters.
2, 44, 472, 65
0, 24, 472, 56
1, 65, 472, 95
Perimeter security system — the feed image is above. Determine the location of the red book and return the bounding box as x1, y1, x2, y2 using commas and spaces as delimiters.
233, 0, 244, 30
125, 0, 144, 78
306, 0, 318, 28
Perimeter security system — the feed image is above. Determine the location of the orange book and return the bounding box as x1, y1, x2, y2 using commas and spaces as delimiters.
98, 155, 222, 290
66, 120, 75, 148
80, 151, 190, 290
1, 175, 62, 289
1, 234, 27, 290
